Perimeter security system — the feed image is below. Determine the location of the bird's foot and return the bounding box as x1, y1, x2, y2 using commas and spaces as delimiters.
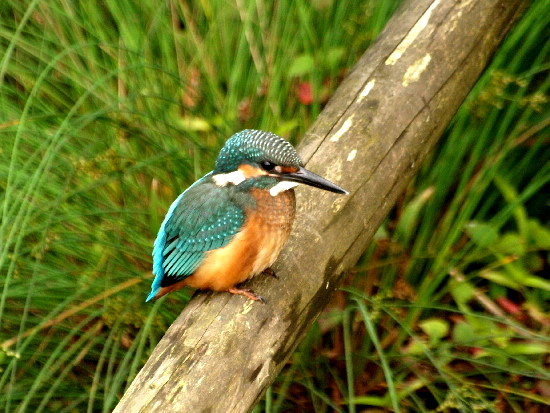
263, 267, 278, 279
228, 287, 266, 303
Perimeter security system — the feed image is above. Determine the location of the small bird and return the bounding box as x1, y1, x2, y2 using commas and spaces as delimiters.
147, 129, 347, 302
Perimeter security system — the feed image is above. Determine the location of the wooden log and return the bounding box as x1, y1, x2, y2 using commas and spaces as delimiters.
114, 0, 529, 411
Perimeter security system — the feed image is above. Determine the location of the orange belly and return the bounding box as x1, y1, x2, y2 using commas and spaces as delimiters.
186, 188, 296, 291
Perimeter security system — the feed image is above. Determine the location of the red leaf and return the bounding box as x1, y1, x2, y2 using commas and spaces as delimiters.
296, 82, 313, 105
496, 296, 522, 315
238, 98, 252, 122
469, 347, 483, 356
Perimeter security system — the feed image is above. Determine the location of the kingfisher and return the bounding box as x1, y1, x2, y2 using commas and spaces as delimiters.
147, 129, 347, 303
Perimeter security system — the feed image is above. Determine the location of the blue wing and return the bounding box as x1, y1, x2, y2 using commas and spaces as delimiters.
147, 173, 246, 301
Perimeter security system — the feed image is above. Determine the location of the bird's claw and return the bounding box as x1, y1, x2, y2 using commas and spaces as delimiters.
228, 287, 266, 303
263, 267, 278, 279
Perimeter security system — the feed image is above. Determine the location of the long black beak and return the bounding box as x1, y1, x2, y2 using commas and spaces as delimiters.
281, 166, 348, 194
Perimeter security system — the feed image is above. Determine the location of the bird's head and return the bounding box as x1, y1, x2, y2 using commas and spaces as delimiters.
212, 129, 347, 196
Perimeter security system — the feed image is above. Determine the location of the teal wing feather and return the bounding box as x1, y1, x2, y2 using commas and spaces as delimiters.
147, 174, 245, 301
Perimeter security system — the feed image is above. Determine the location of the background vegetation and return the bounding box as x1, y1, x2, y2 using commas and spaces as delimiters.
1, 0, 548, 412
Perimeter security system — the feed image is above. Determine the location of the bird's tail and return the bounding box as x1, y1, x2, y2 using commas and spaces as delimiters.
145, 288, 159, 302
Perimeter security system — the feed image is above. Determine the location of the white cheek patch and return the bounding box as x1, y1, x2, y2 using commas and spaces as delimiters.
269, 181, 298, 196
212, 170, 246, 186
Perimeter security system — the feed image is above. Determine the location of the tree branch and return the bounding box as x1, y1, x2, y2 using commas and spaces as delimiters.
114, 0, 529, 411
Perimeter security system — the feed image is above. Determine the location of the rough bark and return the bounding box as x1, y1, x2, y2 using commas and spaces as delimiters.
114, 0, 529, 411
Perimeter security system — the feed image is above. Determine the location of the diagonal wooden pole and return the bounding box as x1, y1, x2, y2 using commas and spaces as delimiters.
114, 0, 529, 411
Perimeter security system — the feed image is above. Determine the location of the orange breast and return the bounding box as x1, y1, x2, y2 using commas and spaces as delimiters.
183, 188, 296, 292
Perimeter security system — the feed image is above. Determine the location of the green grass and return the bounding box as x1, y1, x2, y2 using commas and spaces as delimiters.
1, 0, 549, 412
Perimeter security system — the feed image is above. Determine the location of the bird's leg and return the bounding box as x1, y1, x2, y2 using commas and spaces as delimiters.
262, 267, 278, 279
228, 287, 266, 303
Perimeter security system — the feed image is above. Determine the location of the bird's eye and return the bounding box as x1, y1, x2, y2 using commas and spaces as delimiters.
261, 160, 276, 171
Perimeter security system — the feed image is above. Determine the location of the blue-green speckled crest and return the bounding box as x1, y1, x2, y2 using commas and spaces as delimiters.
214, 129, 303, 173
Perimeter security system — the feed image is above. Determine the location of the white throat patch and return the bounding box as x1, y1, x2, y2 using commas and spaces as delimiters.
269, 181, 298, 196
212, 170, 246, 186
213, 171, 298, 196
